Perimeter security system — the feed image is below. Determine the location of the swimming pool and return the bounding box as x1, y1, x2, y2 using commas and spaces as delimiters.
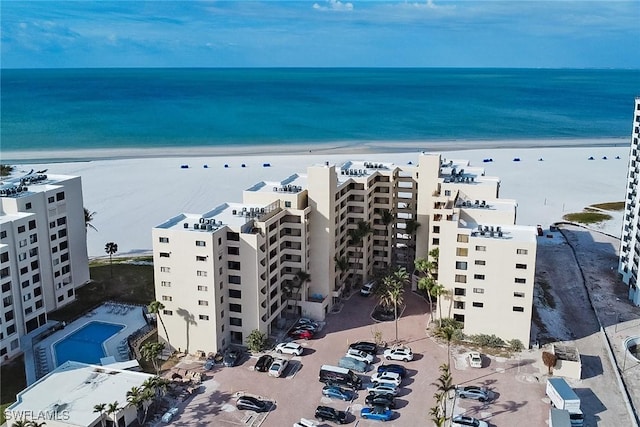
54, 321, 124, 366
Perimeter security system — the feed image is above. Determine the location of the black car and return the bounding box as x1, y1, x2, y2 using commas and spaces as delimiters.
236, 396, 271, 412
377, 363, 407, 378
348, 341, 377, 355
365, 393, 396, 409
315, 405, 348, 424
254, 354, 273, 372
223, 348, 241, 367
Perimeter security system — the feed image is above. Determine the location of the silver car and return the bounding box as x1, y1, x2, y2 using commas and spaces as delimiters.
455, 385, 490, 402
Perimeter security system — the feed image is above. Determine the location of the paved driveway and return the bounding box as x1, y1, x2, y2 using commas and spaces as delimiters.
166, 289, 549, 427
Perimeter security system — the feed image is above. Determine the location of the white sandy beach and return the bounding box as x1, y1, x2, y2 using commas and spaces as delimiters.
4, 139, 630, 257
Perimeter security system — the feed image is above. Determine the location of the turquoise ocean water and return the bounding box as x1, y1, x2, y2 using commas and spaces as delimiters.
1, 68, 639, 152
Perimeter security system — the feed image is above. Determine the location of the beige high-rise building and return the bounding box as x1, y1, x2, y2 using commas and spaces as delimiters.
0, 173, 90, 364
152, 153, 537, 354
619, 97, 640, 306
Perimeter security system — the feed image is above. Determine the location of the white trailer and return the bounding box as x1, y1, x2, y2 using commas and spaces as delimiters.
549, 408, 572, 427
546, 378, 584, 426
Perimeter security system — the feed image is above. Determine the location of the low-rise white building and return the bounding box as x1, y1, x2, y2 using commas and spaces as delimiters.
1, 173, 90, 363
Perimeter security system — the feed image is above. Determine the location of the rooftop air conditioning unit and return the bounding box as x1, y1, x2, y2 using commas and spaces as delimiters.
193, 224, 199, 229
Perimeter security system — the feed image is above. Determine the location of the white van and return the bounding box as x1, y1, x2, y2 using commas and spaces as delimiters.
360, 281, 376, 296
293, 418, 318, 427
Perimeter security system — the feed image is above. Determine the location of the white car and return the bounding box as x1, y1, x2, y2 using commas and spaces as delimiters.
268, 357, 289, 377
383, 345, 414, 362
366, 383, 399, 397
468, 351, 482, 368
275, 342, 304, 356
371, 371, 402, 387
346, 348, 374, 364
360, 281, 376, 296
451, 415, 489, 427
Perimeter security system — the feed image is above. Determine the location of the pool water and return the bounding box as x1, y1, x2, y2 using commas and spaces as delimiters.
54, 321, 124, 366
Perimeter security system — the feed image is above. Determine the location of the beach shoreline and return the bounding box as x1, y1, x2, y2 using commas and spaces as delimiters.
1, 137, 628, 163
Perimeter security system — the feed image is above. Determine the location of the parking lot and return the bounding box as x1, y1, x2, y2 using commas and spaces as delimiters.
167, 290, 548, 426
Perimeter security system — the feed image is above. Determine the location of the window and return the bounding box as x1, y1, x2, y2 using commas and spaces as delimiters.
3, 296, 12, 307
454, 287, 466, 296
30, 234, 38, 244
4, 310, 14, 321
48, 196, 55, 203
474, 274, 485, 280
516, 263, 527, 269
456, 247, 468, 256
67, 289, 74, 297
197, 270, 207, 277
454, 275, 467, 283
19, 239, 28, 247
457, 234, 469, 243
61, 253, 69, 262
6, 324, 16, 335
228, 261, 241, 270
196, 240, 206, 247
229, 289, 241, 299
59, 241, 68, 250
473, 288, 484, 294
514, 292, 525, 298
25, 202, 33, 210
61, 265, 69, 274
161, 295, 172, 301
228, 246, 240, 255
57, 229, 66, 238
472, 302, 484, 308
475, 245, 486, 252
159, 252, 170, 258
432, 238, 440, 245
228, 275, 241, 284
1, 267, 11, 279
29, 248, 38, 257
163, 309, 173, 315
453, 301, 465, 309
20, 267, 28, 275
34, 286, 41, 296
284, 201, 292, 208
1, 282, 10, 293
0, 231, 6, 239
444, 190, 451, 196
28, 220, 36, 230
230, 317, 242, 326
49, 221, 56, 229
515, 278, 526, 284
56, 217, 66, 226
516, 249, 528, 255
432, 226, 440, 233
18, 253, 27, 261
18, 225, 26, 233
35, 300, 43, 309
197, 285, 208, 291
229, 303, 242, 313
159, 237, 169, 243
32, 274, 40, 283
160, 267, 171, 273
196, 256, 207, 261
31, 260, 39, 270
56, 191, 65, 201
513, 306, 524, 312
198, 300, 209, 306
161, 281, 171, 287
21, 280, 29, 288
199, 315, 210, 321
227, 231, 240, 241
455, 261, 467, 270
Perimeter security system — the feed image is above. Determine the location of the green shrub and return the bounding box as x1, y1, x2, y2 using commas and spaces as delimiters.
508, 339, 525, 351
439, 318, 464, 330
246, 330, 268, 352
468, 334, 505, 348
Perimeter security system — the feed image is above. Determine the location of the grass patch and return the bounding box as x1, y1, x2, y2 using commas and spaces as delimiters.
1, 355, 26, 424
562, 211, 612, 224
590, 201, 625, 211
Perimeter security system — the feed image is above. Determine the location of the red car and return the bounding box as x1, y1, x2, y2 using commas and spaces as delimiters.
289, 329, 313, 340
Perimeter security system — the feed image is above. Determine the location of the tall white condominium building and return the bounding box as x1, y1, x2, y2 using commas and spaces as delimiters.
619, 97, 640, 306
153, 153, 537, 354
0, 172, 90, 364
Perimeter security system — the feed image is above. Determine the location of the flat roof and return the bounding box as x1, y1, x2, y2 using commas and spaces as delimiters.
464, 222, 538, 243
0, 172, 73, 198
246, 173, 307, 194
8, 361, 153, 427
337, 160, 396, 183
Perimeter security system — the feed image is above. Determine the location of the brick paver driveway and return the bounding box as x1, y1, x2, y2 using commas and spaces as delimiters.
168, 288, 547, 426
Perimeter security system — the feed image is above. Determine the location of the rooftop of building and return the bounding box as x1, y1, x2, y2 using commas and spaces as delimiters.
8, 361, 153, 427
0, 171, 74, 198
336, 160, 397, 183
246, 173, 308, 195
0, 211, 35, 224
463, 222, 537, 243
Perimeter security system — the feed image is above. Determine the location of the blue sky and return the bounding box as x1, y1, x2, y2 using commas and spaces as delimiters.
1, 1, 638, 68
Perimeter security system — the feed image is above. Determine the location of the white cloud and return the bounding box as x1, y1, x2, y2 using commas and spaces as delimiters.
313, 0, 354, 12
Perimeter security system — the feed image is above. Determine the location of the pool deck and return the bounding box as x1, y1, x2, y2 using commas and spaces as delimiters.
26, 303, 148, 385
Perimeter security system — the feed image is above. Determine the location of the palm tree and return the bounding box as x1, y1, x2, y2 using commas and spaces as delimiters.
434, 325, 456, 367
348, 220, 373, 288
141, 341, 165, 375
104, 242, 118, 278
93, 403, 107, 427
127, 386, 155, 425
432, 363, 454, 423
431, 283, 446, 327
148, 300, 170, 349
84, 207, 98, 232
334, 254, 350, 291
106, 401, 120, 427
378, 208, 395, 267
404, 219, 420, 265
10, 421, 31, 427
376, 268, 407, 343
28, 422, 47, 427
289, 270, 310, 312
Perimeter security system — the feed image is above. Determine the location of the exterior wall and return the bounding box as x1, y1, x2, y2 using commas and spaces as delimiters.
0, 174, 89, 364
619, 97, 640, 306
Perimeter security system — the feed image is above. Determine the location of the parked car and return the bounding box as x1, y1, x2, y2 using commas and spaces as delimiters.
236, 396, 271, 413
366, 383, 399, 397
383, 345, 413, 362
292, 323, 318, 332
223, 348, 242, 367
297, 317, 319, 328
289, 329, 314, 340
365, 393, 396, 409
348, 341, 378, 355
360, 281, 376, 296
361, 405, 393, 421
377, 364, 407, 378
371, 371, 402, 387
322, 385, 355, 401
452, 415, 489, 427
268, 357, 289, 377
254, 354, 274, 372
346, 348, 374, 363
338, 356, 368, 373
161, 407, 179, 423
275, 342, 304, 356
455, 385, 490, 402
315, 406, 348, 424
468, 351, 482, 368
